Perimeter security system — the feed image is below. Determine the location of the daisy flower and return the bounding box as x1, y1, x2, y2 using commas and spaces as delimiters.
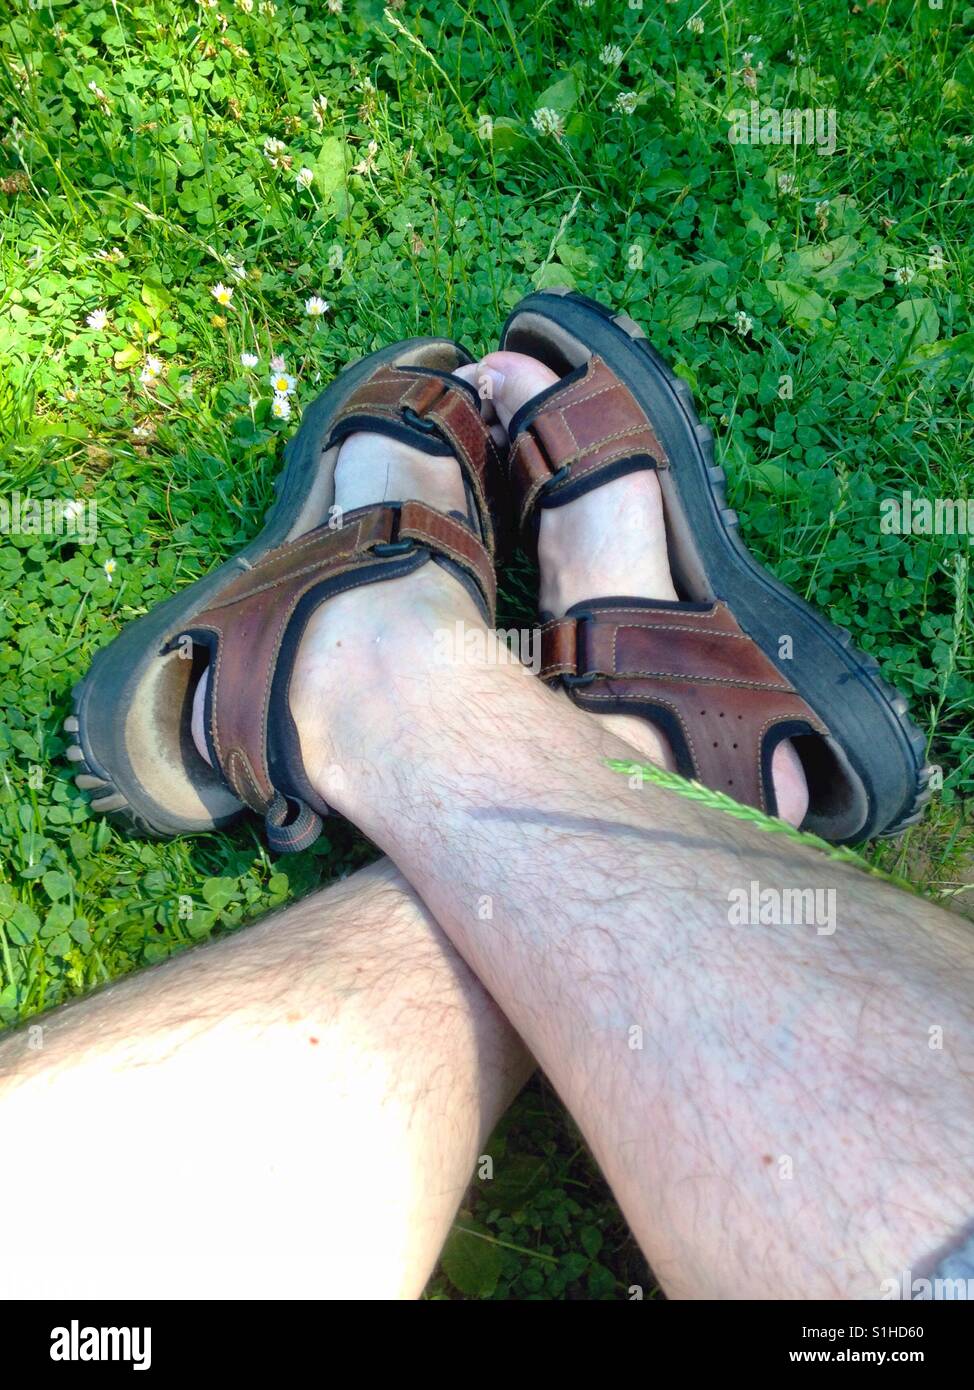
86, 308, 109, 330
271, 394, 292, 419
211, 282, 234, 306
103, 558, 117, 583
140, 355, 163, 384
305, 296, 329, 317
269, 370, 297, 395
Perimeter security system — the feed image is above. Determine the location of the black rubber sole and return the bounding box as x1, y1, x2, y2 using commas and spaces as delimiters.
501, 288, 934, 842
66, 338, 472, 840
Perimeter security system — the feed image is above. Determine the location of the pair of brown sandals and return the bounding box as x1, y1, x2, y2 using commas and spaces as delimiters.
65, 290, 933, 852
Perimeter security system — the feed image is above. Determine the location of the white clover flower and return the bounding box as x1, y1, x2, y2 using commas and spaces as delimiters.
304, 295, 329, 317
296, 166, 315, 190
600, 44, 624, 67
270, 370, 296, 395
230, 262, 247, 280
614, 92, 638, 115
87, 80, 109, 104
259, 0, 276, 13
271, 393, 292, 419
734, 310, 753, 335
131, 424, 153, 440
236, 0, 254, 13
351, 139, 379, 174
311, 95, 328, 128
531, 107, 564, 139
103, 558, 117, 582
577, 0, 595, 7
211, 282, 234, 305
777, 172, 796, 194
893, 265, 916, 285
241, 351, 259, 368
95, 247, 124, 263
742, 51, 753, 66
270, 353, 286, 371
64, 499, 85, 521
140, 354, 163, 384
179, 374, 194, 398
326, 0, 343, 12
263, 136, 287, 164
86, 308, 109, 330
687, 16, 705, 34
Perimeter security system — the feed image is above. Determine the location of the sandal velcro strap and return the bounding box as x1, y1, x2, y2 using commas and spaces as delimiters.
542, 600, 829, 816
508, 355, 667, 541
180, 502, 495, 850
264, 793, 323, 854
329, 365, 501, 551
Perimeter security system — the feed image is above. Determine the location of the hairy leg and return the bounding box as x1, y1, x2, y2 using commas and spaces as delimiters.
290, 570, 974, 1300
0, 857, 531, 1299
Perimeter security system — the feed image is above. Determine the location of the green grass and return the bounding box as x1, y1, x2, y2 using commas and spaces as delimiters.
1, 0, 972, 1298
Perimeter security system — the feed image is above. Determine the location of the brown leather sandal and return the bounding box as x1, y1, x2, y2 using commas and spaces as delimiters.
67, 342, 499, 851
499, 290, 933, 843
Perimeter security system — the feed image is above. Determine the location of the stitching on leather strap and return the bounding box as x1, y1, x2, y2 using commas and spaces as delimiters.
226, 747, 269, 811
399, 508, 495, 617
605, 619, 795, 692
194, 524, 389, 611
541, 426, 662, 471
588, 606, 719, 620
608, 669, 794, 691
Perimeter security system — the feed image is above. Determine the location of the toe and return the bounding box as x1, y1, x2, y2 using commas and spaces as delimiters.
477, 351, 560, 433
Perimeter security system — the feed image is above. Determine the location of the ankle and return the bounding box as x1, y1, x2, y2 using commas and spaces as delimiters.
287, 563, 489, 813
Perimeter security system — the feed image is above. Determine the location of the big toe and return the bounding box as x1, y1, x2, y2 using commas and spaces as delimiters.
478, 351, 560, 433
